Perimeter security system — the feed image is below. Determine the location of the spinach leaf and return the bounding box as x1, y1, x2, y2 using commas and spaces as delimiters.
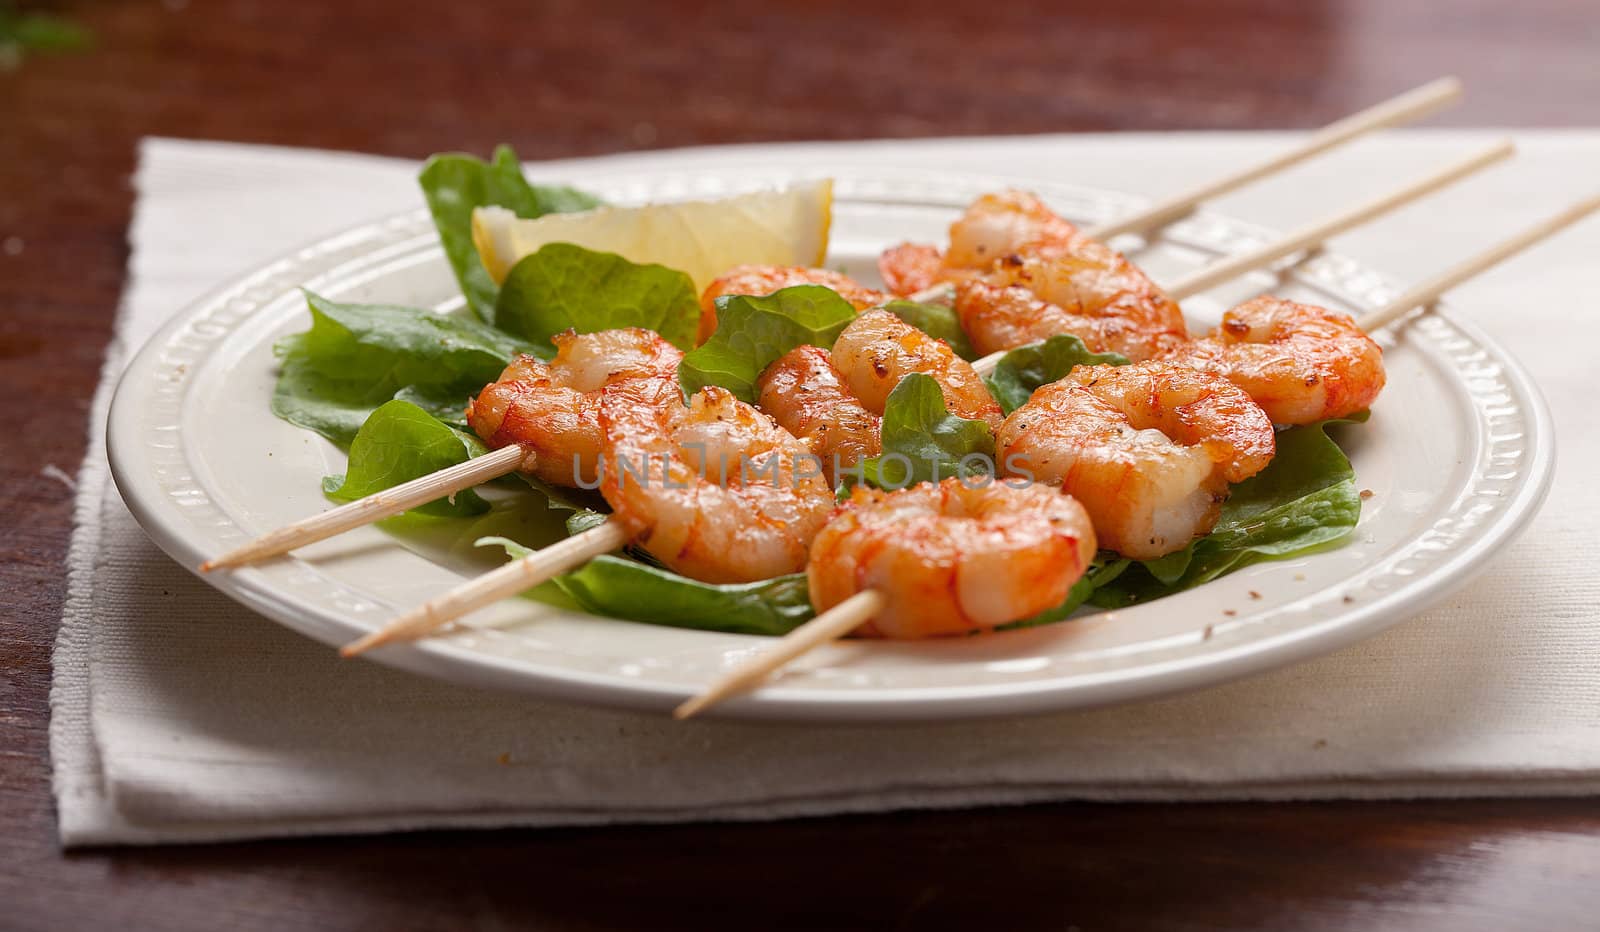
495, 243, 700, 353
860, 373, 996, 489
882, 298, 976, 360
271, 291, 529, 446
478, 538, 815, 636
985, 335, 1130, 413
1090, 416, 1365, 606
322, 400, 489, 517
678, 285, 859, 402
418, 145, 602, 319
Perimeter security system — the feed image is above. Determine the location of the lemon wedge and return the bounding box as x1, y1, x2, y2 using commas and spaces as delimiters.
472, 179, 833, 290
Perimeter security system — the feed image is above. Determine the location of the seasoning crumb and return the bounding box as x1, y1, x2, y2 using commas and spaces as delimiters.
497, 752, 511, 766
1360, 489, 1374, 500
1342, 595, 1355, 604
1313, 739, 1328, 750
1222, 609, 1237, 617
1294, 573, 1307, 581
1202, 624, 1214, 640
1248, 590, 1262, 600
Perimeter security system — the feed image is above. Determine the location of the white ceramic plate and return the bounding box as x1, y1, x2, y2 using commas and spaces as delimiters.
107, 167, 1554, 722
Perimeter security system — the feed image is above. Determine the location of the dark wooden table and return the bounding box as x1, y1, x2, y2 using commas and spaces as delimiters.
5, 1, 1600, 928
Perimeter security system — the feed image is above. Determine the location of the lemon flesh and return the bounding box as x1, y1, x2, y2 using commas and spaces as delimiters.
471, 179, 833, 291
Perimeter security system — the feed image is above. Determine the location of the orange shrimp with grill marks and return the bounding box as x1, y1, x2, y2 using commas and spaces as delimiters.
598, 377, 836, 584
830, 308, 1004, 429
1166, 296, 1386, 425
880, 190, 1187, 361
807, 478, 1097, 639
466, 328, 682, 489
997, 361, 1275, 559
756, 345, 882, 483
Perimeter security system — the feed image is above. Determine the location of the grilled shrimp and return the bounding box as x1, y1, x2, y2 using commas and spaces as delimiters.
881, 190, 1187, 361
808, 478, 1097, 639
466, 328, 683, 488
955, 280, 1188, 361
997, 362, 1275, 559
1167, 296, 1386, 425
831, 308, 1004, 428
698, 265, 887, 344
598, 377, 835, 583
756, 345, 882, 482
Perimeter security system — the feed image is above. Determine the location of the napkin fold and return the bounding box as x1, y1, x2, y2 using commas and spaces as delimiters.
52, 133, 1600, 847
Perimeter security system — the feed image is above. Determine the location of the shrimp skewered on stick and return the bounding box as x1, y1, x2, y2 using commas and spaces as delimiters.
201, 328, 681, 571
883, 141, 1513, 371
672, 194, 1600, 716
996, 362, 1277, 559
675, 478, 1098, 718
341, 376, 836, 655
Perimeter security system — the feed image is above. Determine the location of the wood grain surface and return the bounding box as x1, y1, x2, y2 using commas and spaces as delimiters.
4, 1, 1600, 928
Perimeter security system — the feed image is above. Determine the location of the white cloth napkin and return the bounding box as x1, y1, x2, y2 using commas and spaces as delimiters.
52, 133, 1600, 847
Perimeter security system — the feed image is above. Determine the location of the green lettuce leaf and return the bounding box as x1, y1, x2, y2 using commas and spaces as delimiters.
882, 298, 976, 360
478, 537, 814, 636
495, 243, 700, 353
1090, 416, 1365, 606
322, 400, 489, 517
985, 335, 1130, 413
418, 145, 603, 319
678, 285, 859, 402
860, 373, 996, 488
271, 291, 529, 445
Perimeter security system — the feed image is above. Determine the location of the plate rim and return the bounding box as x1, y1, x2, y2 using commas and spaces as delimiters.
106, 167, 1558, 722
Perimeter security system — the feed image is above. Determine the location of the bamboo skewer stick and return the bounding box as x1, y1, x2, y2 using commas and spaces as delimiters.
1356, 192, 1600, 332
339, 519, 631, 657
673, 590, 887, 720
670, 192, 1600, 718
967, 140, 1514, 378
199, 445, 528, 571
905, 282, 955, 305
1084, 76, 1463, 241
1161, 140, 1514, 301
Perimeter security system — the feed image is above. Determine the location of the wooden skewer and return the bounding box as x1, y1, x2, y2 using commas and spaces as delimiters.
674, 590, 887, 719
968, 139, 1514, 378
1085, 76, 1463, 241
199, 444, 529, 571
1356, 192, 1600, 332
1161, 139, 1514, 301
905, 282, 955, 305
339, 519, 631, 657
671, 191, 1600, 718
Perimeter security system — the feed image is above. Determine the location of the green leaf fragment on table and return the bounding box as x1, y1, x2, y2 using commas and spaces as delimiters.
271, 290, 530, 446
985, 335, 1130, 413
494, 242, 700, 353
1090, 416, 1366, 607
477, 537, 815, 636
860, 373, 996, 489
322, 400, 489, 518
677, 285, 860, 402
418, 145, 603, 319
0, 11, 92, 63
882, 299, 976, 360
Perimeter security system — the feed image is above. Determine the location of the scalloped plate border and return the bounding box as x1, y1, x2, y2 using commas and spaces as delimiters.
106, 167, 1556, 722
